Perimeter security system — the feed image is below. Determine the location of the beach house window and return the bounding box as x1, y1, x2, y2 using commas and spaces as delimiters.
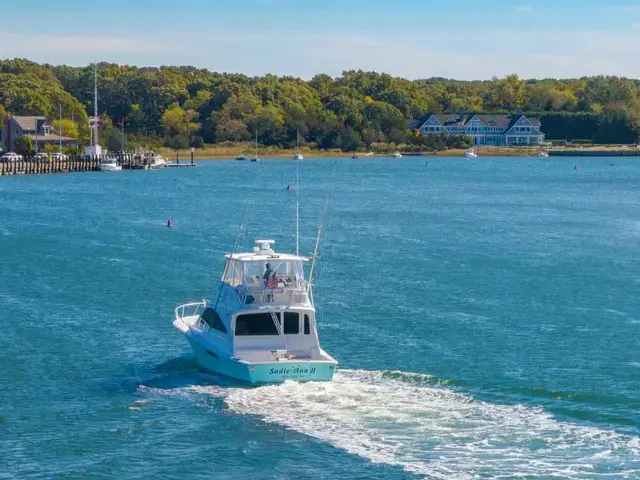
283, 312, 299, 334
235, 313, 279, 336
200, 307, 227, 333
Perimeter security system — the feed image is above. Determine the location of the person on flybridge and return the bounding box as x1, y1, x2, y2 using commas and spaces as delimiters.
264, 262, 277, 301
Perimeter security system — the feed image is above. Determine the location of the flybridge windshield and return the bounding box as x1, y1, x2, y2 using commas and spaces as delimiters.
222, 259, 305, 287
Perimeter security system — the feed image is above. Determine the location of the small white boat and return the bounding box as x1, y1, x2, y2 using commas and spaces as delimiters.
235, 153, 248, 161
173, 240, 338, 384
537, 151, 549, 158
465, 148, 478, 159
99, 157, 122, 171
392, 151, 403, 158
148, 155, 168, 169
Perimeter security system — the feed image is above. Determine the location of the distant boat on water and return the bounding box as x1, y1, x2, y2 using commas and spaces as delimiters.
392, 151, 403, 158
351, 152, 359, 159
148, 154, 168, 169
465, 148, 478, 159
235, 153, 248, 161
99, 157, 122, 171
293, 129, 304, 160
537, 151, 549, 158
249, 131, 260, 162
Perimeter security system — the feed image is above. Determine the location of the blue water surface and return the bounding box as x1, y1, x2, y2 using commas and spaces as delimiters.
1, 156, 639, 479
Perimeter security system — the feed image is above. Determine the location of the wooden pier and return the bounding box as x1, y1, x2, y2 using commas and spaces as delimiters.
0, 154, 195, 176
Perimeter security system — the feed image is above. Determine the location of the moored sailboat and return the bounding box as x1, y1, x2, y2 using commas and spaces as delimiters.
293, 129, 304, 160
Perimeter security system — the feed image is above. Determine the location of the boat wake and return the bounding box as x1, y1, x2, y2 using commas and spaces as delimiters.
141, 369, 640, 479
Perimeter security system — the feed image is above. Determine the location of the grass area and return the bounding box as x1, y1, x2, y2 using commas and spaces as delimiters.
159, 146, 347, 159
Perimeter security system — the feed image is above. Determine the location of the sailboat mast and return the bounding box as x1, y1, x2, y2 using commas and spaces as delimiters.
92, 62, 98, 147
58, 96, 62, 153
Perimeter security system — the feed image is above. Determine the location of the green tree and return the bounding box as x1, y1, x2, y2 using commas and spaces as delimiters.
106, 127, 124, 152
14, 136, 34, 156
485, 74, 527, 111
52, 119, 79, 138
214, 117, 251, 142
164, 134, 189, 151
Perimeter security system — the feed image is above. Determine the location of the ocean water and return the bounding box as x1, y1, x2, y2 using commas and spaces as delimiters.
1, 156, 640, 479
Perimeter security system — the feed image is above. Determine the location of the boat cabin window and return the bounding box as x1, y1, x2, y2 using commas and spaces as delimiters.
221, 260, 244, 287
283, 312, 299, 334
239, 260, 305, 288
200, 308, 227, 333
235, 313, 279, 336
304, 314, 311, 335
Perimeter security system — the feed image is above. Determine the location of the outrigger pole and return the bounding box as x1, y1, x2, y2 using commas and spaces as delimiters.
307, 161, 337, 292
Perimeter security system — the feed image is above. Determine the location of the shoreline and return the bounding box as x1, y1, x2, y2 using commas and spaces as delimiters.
164, 146, 640, 160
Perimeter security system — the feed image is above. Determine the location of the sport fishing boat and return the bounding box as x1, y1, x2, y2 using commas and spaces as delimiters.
148, 154, 168, 169
99, 157, 122, 171
392, 151, 403, 158
173, 239, 338, 384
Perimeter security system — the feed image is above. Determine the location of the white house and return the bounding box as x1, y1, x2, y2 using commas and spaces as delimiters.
417, 113, 545, 146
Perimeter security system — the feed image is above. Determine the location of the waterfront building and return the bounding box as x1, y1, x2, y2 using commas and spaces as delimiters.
2, 115, 78, 152
416, 113, 545, 146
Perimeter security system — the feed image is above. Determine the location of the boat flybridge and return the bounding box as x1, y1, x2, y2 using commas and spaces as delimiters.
173, 239, 338, 384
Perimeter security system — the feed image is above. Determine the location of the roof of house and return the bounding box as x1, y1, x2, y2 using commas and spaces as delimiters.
472, 115, 513, 127
416, 113, 542, 130
432, 114, 467, 127
24, 134, 77, 142
11, 116, 52, 131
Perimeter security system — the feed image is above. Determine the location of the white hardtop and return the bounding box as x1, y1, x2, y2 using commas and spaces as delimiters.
225, 240, 309, 263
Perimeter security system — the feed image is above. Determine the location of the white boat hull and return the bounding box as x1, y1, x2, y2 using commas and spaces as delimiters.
99, 163, 122, 171
185, 333, 337, 384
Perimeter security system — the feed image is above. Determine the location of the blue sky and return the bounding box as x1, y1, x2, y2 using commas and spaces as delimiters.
2, 0, 640, 79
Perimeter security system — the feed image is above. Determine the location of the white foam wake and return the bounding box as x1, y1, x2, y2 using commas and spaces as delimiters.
143, 370, 640, 479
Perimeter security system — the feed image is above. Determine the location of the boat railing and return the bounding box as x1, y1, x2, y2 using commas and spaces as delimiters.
174, 301, 207, 324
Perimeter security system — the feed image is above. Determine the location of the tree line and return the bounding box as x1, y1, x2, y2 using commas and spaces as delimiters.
1, 58, 639, 154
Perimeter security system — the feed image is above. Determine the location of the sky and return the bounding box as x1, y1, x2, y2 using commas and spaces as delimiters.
1, 0, 640, 80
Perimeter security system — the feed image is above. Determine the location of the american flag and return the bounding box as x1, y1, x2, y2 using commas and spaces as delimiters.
266, 273, 278, 289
